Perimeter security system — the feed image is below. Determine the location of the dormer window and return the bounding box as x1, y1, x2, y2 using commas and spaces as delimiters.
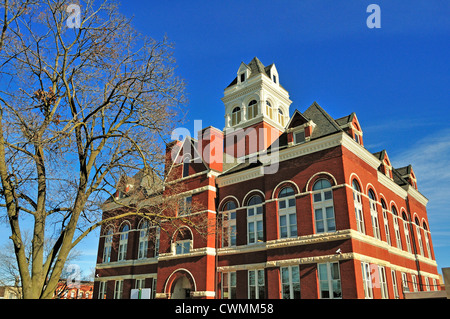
273, 75, 277, 83
240, 73, 246, 83
231, 107, 242, 126
294, 129, 305, 144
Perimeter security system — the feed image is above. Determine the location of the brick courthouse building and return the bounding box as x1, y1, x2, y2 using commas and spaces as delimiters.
93, 58, 440, 299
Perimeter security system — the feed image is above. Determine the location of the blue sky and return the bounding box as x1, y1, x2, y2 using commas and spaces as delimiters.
117, 0, 449, 274
1, 0, 449, 280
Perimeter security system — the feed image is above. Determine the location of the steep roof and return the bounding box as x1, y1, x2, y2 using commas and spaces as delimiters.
226, 57, 274, 88
303, 101, 343, 140
335, 112, 356, 127
286, 109, 310, 129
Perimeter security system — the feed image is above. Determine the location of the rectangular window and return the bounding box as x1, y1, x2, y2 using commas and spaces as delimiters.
353, 191, 365, 234
278, 197, 297, 238
294, 130, 305, 144
247, 103, 258, 120
135, 279, 145, 289
151, 278, 157, 299
412, 275, 418, 292
154, 227, 160, 257
401, 272, 409, 293
361, 262, 373, 299
403, 221, 412, 253
382, 210, 391, 246
175, 240, 191, 255
182, 160, 189, 178
102, 244, 111, 263
369, 199, 381, 240
416, 226, 424, 256
425, 277, 430, 291
222, 272, 237, 299
280, 266, 301, 299
240, 73, 245, 82
98, 281, 107, 299
248, 269, 265, 299
391, 270, 399, 299
394, 217, 403, 249
318, 262, 342, 299
178, 196, 192, 216
247, 205, 263, 244
223, 211, 237, 247
114, 280, 123, 299
379, 266, 388, 299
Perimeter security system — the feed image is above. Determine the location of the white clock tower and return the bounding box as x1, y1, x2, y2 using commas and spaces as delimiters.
221, 57, 292, 156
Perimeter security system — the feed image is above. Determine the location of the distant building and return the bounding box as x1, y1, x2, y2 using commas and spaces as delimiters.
54, 280, 94, 299
0, 286, 21, 299
93, 57, 441, 299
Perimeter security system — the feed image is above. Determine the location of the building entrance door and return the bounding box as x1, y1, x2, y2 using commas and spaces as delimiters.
171, 276, 192, 299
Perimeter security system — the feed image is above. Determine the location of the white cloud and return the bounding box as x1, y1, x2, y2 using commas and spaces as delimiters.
391, 128, 450, 225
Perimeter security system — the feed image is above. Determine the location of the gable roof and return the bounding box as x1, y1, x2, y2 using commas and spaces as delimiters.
302, 101, 343, 140
226, 57, 275, 88
286, 109, 310, 129
335, 112, 356, 127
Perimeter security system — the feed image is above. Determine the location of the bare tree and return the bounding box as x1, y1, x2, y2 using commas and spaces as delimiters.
0, 0, 201, 299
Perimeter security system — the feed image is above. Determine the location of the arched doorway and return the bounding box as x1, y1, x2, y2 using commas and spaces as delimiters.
171, 276, 193, 299
165, 269, 196, 299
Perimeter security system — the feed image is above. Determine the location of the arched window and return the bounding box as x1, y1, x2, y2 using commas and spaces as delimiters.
248, 100, 258, 120
278, 187, 297, 238
231, 107, 242, 126
368, 190, 381, 240
265, 101, 274, 120
313, 179, 335, 233
402, 212, 412, 253
278, 108, 285, 126
118, 223, 130, 261
352, 180, 365, 234
102, 227, 113, 263
247, 195, 263, 244
174, 227, 192, 255
381, 199, 391, 246
392, 206, 402, 249
423, 222, 432, 258
138, 220, 150, 259
153, 226, 161, 257
222, 201, 237, 247
414, 217, 424, 256
182, 156, 190, 178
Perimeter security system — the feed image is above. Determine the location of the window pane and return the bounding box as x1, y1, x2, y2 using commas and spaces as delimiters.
324, 191, 332, 200
327, 219, 336, 232
288, 198, 296, 207
316, 221, 324, 233
333, 281, 342, 298
292, 266, 299, 282
320, 282, 330, 299
279, 200, 286, 209
314, 193, 322, 202
318, 264, 328, 279
315, 208, 323, 220
326, 207, 334, 218
249, 271, 255, 285
258, 270, 264, 285
280, 215, 286, 226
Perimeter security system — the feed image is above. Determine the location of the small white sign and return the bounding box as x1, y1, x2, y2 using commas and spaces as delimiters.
130, 288, 152, 299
